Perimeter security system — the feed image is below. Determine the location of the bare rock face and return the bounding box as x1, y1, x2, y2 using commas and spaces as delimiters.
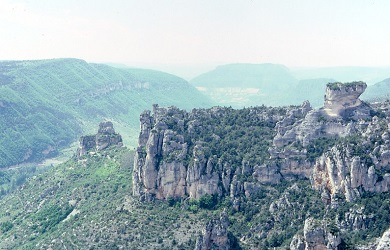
132, 105, 285, 201
133, 86, 390, 202
133, 106, 191, 200
295, 218, 342, 250
323, 81, 370, 119
376, 227, 390, 250
271, 83, 390, 202
337, 206, 371, 232
195, 211, 230, 250
76, 121, 122, 157
303, 218, 327, 250
290, 234, 305, 250
312, 138, 390, 202
133, 108, 225, 200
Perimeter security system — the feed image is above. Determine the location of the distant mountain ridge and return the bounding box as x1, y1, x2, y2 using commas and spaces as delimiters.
191, 63, 296, 89
291, 66, 390, 85
190, 63, 390, 107
0, 58, 214, 168
362, 77, 390, 102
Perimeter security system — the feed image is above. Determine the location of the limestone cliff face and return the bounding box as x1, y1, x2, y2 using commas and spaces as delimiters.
195, 211, 230, 250
311, 115, 390, 202
77, 121, 123, 157
312, 145, 390, 202
133, 82, 390, 202
132, 105, 285, 200
270, 82, 390, 201
290, 217, 347, 250
376, 227, 390, 250
324, 81, 370, 119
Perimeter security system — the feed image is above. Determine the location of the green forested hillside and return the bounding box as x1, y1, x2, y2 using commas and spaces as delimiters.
362, 77, 390, 102
0, 58, 214, 167
190, 63, 390, 108
190, 63, 297, 89
287, 78, 335, 107
0, 146, 207, 249
189, 64, 336, 107
189, 63, 298, 107
291, 66, 390, 85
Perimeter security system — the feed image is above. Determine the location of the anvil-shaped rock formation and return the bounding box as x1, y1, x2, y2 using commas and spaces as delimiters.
323, 81, 371, 119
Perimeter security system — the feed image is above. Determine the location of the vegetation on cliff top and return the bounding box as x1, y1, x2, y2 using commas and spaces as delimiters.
326, 81, 366, 90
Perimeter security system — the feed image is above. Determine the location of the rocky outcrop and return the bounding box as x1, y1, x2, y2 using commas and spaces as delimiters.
76, 121, 123, 157
312, 145, 390, 202
133, 82, 390, 202
290, 234, 305, 250
270, 83, 390, 201
303, 218, 327, 250
290, 218, 342, 250
324, 81, 370, 119
273, 82, 372, 150
195, 211, 230, 250
376, 227, 390, 250
132, 105, 286, 201
337, 206, 372, 232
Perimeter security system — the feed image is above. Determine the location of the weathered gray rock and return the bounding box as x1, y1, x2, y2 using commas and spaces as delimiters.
132, 105, 286, 201
338, 206, 370, 232
76, 121, 122, 157
252, 164, 281, 184
195, 211, 230, 250
290, 234, 305, 250
312, 144, 390, 201
303, 218, 326, 250
291, 217, 344, 250
376, 227, 390, 250
323, 81, 370, 119
133, 84, 390, 202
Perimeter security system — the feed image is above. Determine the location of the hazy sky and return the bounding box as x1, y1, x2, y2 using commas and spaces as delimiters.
1, 0, 390, 68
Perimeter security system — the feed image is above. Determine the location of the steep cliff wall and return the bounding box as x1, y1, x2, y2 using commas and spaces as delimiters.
133, 82, 390, 203
324, 81, 369, 118
132, 104, 286, 200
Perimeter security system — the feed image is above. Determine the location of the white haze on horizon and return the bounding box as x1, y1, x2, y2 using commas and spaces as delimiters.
1, 0, 390, 72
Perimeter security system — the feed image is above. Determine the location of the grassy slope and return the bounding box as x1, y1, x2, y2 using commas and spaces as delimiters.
0, 59, 214, 167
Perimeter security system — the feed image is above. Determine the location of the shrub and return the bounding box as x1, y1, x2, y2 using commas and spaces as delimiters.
0, 221, 13, 233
